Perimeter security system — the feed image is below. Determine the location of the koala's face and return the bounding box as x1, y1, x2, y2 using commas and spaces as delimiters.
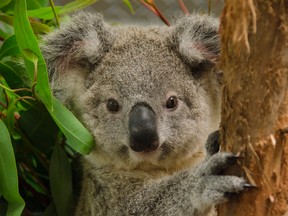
43, 13, 221, 171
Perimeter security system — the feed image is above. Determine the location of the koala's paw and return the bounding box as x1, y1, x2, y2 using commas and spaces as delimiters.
205, 130, 220, 157
196, 152, 253, 207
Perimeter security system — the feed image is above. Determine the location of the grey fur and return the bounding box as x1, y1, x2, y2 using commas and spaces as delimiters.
41, 12, 246, 216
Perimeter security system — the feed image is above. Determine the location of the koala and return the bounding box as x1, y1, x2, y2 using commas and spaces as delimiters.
42, 12, 249, 216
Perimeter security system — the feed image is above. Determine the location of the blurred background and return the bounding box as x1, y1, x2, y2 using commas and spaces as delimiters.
59, 0, 224, 25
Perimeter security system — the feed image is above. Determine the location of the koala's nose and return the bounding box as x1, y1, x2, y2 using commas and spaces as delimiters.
128, 103, 159, 152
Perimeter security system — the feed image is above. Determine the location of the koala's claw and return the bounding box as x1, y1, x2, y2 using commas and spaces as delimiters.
243, 183, 258, 189
200, 175, 247, 206
195, 152, 254, 206
200, 152, 239, 176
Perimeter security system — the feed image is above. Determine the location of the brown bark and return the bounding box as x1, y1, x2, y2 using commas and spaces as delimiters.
218, 1, 288, 216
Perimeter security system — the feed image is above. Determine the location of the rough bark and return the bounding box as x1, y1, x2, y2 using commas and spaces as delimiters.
218, 0, 288, 216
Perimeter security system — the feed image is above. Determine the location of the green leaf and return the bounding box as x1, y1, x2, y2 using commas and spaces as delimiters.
0, 1, 14, 13
0, 0, 11, 8
18, 103, 58, 154
22, 49, 38, 83
29, 20, 52, 34
0, 14, 13, 26
0, 35, 20, 60
0, 14, 51, 34
13, 0, 94, 156
1, 0, 48, 12
43, 202, 58, 216
0, 62, 30, 90
27, 0, 98, 20
49, 98, 95, 154
26, 0, 48, 10
59, 0, 98, 14
28, 6, 61, 20
23, 171, 47, 194
122, 0, 135, 14
23, 49, 38, 66
2, 101, 16, 134
49, 144, 73, 216
14, 0, 52, 109
0, 27, 13, 40
0, 120, 25, 216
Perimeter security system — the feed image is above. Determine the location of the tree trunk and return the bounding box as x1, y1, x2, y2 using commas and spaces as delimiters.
218, 1, 288, 216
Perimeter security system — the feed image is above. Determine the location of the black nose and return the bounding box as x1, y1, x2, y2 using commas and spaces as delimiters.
128, 103, 159, 152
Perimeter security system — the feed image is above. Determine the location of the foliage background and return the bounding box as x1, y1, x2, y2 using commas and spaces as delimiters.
0, 1, 222, 215
62, 0, 223, 24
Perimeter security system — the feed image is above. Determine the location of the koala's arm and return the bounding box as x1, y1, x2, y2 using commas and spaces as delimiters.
124, 156, 245, 215
75, 132, 248, 216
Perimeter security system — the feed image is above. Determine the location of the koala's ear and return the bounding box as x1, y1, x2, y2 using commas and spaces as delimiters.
41, 12, 113, 104
42, 12, 113, 74
171, 14, 220, 72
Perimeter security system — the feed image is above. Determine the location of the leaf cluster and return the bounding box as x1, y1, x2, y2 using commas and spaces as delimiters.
0, 0, 98, 215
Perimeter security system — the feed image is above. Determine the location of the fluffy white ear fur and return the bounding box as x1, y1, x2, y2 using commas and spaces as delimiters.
42, 12, 114, 72
171, 14, 220, 67
41, 12, 114, 104
50, 68, 87, 106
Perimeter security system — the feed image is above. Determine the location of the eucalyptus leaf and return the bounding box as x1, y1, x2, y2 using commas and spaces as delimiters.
0, 35, 20, 60
30, 21, 52, 34
0, 1, 14, 13
0, 120, 25, 216
26, 0, 49, 10
18, 104, 58, 154
22, 49, 39, 84
14, 0, 95, 155
0, 62, 29, 90
23, 49, 38, 67
0, 14, 13, 26
49, 98, 95, 154
27, 0, 98, 20
43, 202, 58, 216
2, 101, 15, 134
28, 6, 61, 20
122, 0, 135, 14
0, 27, 13, 40
59, 0, 98, 14
0, 0, 11, 9
49, 144, 73, 216
0, 14, 51, 34
14, 0, 52, 108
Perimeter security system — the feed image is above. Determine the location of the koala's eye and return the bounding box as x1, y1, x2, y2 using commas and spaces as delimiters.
165, 96, 178, 110
107, 99, 120, 113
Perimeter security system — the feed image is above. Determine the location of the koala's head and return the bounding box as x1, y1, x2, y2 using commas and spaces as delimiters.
42, 12, 221, 171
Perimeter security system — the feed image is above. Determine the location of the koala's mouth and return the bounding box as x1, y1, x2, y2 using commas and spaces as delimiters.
129, 139, 160, 153
130, 141, 167, 159
131, 145, 161, 159
130, 142, 175, 166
